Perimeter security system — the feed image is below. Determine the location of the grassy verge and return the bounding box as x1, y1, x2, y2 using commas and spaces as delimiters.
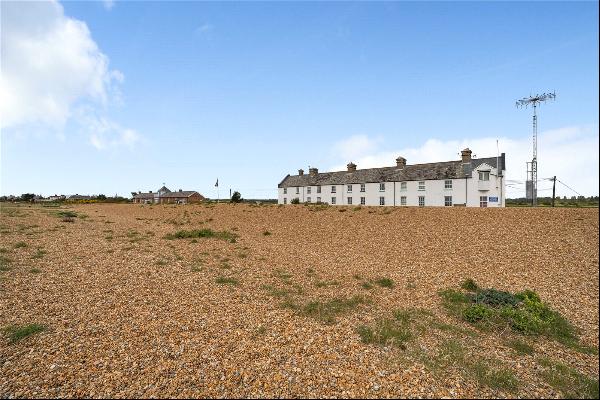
164, 228, 237, 241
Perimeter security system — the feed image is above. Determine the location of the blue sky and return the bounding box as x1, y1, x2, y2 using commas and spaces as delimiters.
1, 1, 598, 198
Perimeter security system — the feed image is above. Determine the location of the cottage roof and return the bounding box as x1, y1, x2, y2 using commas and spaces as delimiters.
132, 192, 155, 199
278, 155, 504, 188
160, 191, 204, 198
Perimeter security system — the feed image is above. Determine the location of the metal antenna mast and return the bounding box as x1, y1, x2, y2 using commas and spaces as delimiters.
515, 92, 556, 206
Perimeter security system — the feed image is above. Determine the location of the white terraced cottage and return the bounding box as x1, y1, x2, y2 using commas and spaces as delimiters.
277, 148, 506, 207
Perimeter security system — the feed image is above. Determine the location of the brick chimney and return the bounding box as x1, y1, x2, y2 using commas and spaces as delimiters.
461, 148, 472, 163
396, 156, 406, 168
347, 162, 357, 172
309, 167, 318, 176
298, 169, 304, 176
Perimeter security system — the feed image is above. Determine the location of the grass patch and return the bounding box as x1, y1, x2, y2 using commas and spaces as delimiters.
215, 276, 239, 286
506, 338, 535, 355
3, 324, 46, 343
29, 268, 42, 274
164, 228, 237, 241
31, 249, 47, 259
262, 230, 271, 236
262, 284, 292, 298
471, 361, 519, 392
287, 295, 368, 324
361, 281, 374, 290
0, 255, 12, 271
314, 280, 340, 288
357, 316, 412, 350
156, 259, 167, 266
375, 277, 394, 288
13, 241, 28, 249
538, 357, 599, 399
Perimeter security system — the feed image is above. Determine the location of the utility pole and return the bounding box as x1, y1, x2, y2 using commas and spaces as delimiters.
516, 92, 557, 206
552, 176, 556, 207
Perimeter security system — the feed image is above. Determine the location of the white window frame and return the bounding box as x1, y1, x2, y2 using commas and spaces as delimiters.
400, 182, 407, 191
400, 196, 407, 206
317, 186, 322, 194
283, 188, 287, 194
418, 181, 425, 191
444, 196, 452, 207
445, 180, 452, 189
480, 196, 488, 208
379, 196, 385, 206
418, 196, 425, 207
347, 197, 352, 205
307, 196, 311, 203
331, 197, 336, 205
379, 183, 385, 192
317, 197, 321, 203
347, 184, 352, 193
307, 187, 311, 194
479, 171, 490, 181
296, 187, 300, 194
360, 184, 365, 192
331, 186, 337, 193
360, 197, 366, 205
283, 198, 287, 204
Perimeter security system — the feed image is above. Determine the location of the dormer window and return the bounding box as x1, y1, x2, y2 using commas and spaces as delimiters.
478, 171, 490, 181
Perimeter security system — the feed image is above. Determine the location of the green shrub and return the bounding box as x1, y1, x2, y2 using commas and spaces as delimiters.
474, 288, 520, 308
463, 304, 494, 323
290, 198, 300, 204
460, 278, 478, 292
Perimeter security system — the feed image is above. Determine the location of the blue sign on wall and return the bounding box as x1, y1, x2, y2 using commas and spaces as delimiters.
489, 197, 498, 202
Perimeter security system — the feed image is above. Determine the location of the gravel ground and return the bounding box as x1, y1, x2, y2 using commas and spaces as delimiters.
0, 203, 598, 398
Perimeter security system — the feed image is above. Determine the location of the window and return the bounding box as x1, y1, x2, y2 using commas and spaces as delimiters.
400, 182, 407, 190
296, 187, 300, 194
307, 197, 311, 203
331, 186, 337, 193
283, 188, 287, 194
347, 184, 352, 193
418, 181, 425, 191
480, 196, 488, 208
307, 187, 311, 194
360, 197, 366, 205
283, 198, 287, 204
445, 196, 452, 207
445, 180, 452, 189
379, 183, 385, 191
331, 197, 336, 205
479, 171, 490, 181
360, 184, 365, 192
400, 196, 407, 206
379, 196, 385, 206
347, 197, 352, 205
317, 197, 321, 203
317, 186, 321, 193
418, 196, 425, 207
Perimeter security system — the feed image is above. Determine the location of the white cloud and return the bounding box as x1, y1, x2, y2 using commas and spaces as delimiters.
77, 110, 140, 150
330, 125, 599, 197
0, 0, 138, 149
332, 134, 382, 161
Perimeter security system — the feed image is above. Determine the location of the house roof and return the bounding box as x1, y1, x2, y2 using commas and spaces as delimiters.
160, 191, 204, 198
132, 193, 155, 199
279, 154, 505, 188
158, 186, 171, 193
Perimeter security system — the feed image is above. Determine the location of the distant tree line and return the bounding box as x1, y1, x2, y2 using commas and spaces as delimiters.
506, 196, 599, 207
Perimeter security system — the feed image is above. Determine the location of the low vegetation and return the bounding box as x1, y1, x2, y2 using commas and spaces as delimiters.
439, 279, 595, 353
215, 276, 239, 285
3, 324, 46, 343
284, 295, 369, 324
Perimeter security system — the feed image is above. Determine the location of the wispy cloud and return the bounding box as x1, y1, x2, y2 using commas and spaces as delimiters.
102, 0, 115, 11
330, 125, 599, 197
195, 23, 214, 35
